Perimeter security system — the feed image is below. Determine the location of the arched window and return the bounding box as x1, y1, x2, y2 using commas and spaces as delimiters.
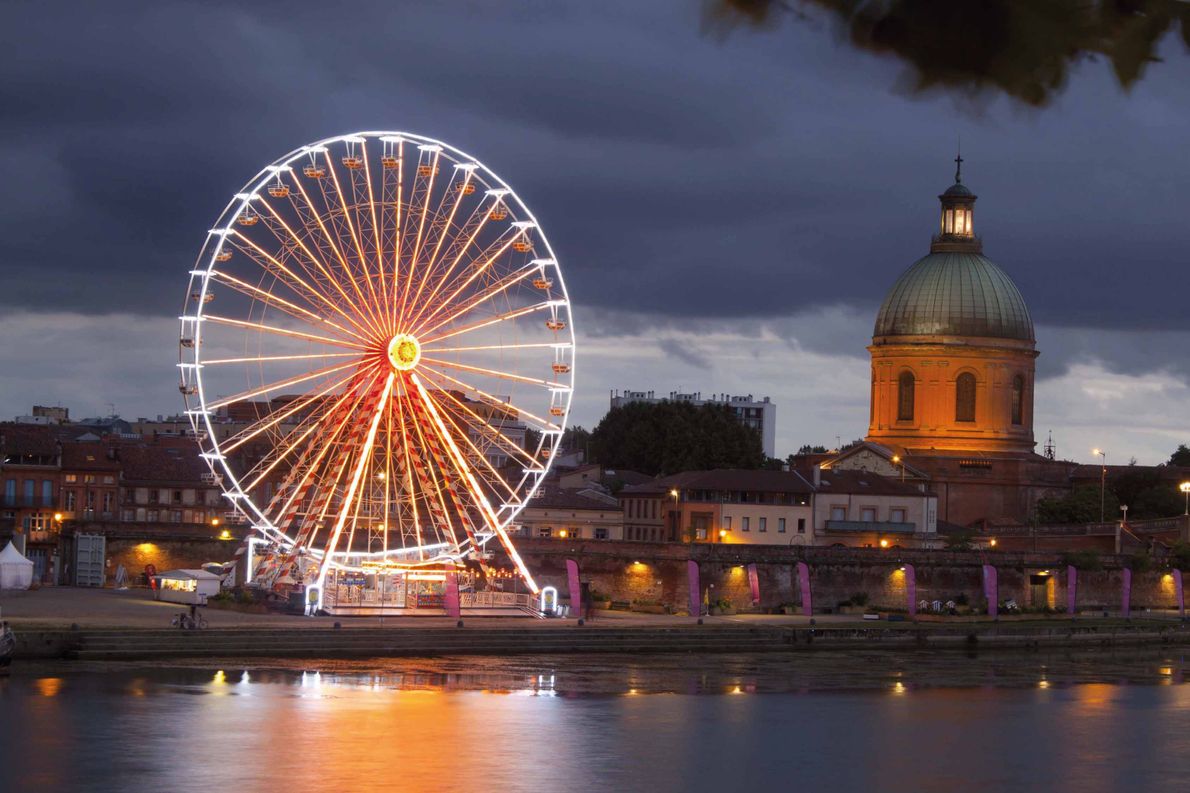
897, 371, 915, 421
955, 373, 976, 422
1011, 375, 1024, 426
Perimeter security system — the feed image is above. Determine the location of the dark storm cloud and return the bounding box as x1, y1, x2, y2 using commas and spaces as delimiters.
2, 0, 1189, 346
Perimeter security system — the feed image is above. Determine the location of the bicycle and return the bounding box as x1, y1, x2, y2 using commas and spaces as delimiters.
170, 606, 209, 630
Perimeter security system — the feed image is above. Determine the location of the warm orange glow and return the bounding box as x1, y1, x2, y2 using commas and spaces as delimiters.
879, 539, 890, 548
989, 538, 997, 547
219, 529, 232, 540
387, 333, 421, 371
558, 529, 568, 538
53, 512, 63, 522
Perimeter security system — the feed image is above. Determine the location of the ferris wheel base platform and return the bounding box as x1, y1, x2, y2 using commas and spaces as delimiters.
322, 605, 539, 619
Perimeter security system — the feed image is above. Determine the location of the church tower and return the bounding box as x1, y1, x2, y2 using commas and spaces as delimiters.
866, 158, 1038, 455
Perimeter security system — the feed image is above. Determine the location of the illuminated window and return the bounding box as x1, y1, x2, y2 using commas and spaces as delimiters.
1011, 375, 1024, 426
897, 371, 915, 421
956, 373, 976, 422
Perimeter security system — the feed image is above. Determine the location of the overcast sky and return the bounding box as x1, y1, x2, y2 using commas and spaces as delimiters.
2, 1, 1188, 464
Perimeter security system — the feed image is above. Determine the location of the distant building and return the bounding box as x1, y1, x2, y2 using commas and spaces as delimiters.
515, 487, 623, 541
619, 467, 937, 547
609, 389, 777, 457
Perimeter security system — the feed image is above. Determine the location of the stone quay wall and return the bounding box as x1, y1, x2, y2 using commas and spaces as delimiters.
516, 539, 1186, 614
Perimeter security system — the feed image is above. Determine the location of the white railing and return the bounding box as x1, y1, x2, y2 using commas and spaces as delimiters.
461, 591, 535, 610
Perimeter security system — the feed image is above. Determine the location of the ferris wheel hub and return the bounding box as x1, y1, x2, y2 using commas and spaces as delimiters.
387, 333, 421, 371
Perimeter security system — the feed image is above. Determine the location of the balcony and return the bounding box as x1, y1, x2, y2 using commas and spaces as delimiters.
825, 520, 916, 534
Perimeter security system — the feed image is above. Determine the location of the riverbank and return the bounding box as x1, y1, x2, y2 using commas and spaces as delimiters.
6, 587, 1190, 661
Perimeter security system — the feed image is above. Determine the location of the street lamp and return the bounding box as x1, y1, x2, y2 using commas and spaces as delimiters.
892, 454, 906, 482
1181, 482, 1190, 516
1120, 504, 1128, 527
1092, 448, 1106, 522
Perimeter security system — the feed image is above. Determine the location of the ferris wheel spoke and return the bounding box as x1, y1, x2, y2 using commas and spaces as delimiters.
423, 341, 570, 354
288, 172, 390, 339
201, 314, 368, 351
316, 372, 395, 579
203, 356, 369, 411
407, 380, 483, 551
417, 364, 559, 433
423, 389, 521, 501
412, 373, 539, 592
322, 148, 388, 339
396, 148, 444, 329
358, 142, 392, 333
421, 357, 565, 389
420, 380, 542, 470
396, 378, 466, 553
419, 301, 556, 346
209, 268, 369, 344
221, 361, 380, 454
231, 228, 382, 341
405, 165, 474, 322
413, 263, 538, 339
403, 190, 500, 331
412, 232, 519, 333
253, 381, 373, 533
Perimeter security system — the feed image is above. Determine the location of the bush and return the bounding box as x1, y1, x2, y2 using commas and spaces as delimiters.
1170, 542, 1190, 571
1061, 550, 1102, 571
1126, 551, 1154, 573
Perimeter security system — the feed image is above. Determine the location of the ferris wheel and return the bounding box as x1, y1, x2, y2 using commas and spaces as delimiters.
178, 132, 574, 600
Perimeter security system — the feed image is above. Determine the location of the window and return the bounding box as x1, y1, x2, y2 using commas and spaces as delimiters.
1011, 375, 1024, 426
84, 474, 96, 484
135, 508, 146, 522
538, 527, 552, 538
830, 506, 847, 521
797, 518, 806, 534
102, 492, 113, 514
85, 491, 95, 510
891, 508, 907, 523
122, 509, 134, 522
42, 480, 52, 504
147, 509, 159, 523
64, 490, 77, 510
723, 516, 732, 531
595, 527, 608, 540
171, 510, 182, 523
103, 475, 115, 485
4, 480, 14, 503
897, 371, 915, 421
742, 517, 750, 532
956, 372, 976, 422
136, 488, 149, 504
64, 474, 78, 483
861, 507, 876, 522
758, 517, 767, 533
23, 480, 34, 505
778, 518, 786, 534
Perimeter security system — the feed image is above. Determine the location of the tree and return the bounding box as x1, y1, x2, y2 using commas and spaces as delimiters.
795, 444, 828, 455
1037, 486, 1120, 524
589, 401, 765, 476
1170, 444, 1190, 466
560, 425, 591, 454
705, 0, 1190, 109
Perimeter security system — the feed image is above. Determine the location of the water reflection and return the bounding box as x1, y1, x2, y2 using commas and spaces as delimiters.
3, 650, 1190, 793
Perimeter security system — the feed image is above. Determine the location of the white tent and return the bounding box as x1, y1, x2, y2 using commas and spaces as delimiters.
0, 542, 34, 590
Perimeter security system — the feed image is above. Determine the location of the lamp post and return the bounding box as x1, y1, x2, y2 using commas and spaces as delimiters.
1093, 448, 1106, 522
892, 454, 905, 483
1120, 504, 1128, 527
1181, 482, 1190, 516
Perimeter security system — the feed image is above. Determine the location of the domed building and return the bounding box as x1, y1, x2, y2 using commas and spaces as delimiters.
822, 158, 1076, 528
866, 161, 1037, 455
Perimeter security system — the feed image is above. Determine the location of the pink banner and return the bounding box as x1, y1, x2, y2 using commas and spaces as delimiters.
565, 558, 582, 618
687, 560, 701, 618
796, 561, 812, 617
982, 564, 998, 618
747, 563, 760, 606
1175, 569, 1185, 619
904, 564, 916, 617
444, 571, 460, 620
1066, 566, 1077, 615
1122, 568, 1132, 618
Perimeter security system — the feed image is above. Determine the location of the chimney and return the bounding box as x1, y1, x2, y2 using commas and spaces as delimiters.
812, 464, 821, 487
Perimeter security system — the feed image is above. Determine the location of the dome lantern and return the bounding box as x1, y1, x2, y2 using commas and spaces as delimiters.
932, 153, 981, 254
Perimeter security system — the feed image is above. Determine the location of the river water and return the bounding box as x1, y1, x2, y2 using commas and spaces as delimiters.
3, 649, 1190, 793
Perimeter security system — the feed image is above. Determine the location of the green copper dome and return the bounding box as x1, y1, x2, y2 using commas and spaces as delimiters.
874, 251, 1035, 342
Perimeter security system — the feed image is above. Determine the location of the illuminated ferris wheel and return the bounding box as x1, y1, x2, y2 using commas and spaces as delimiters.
178, 132, 574, 600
